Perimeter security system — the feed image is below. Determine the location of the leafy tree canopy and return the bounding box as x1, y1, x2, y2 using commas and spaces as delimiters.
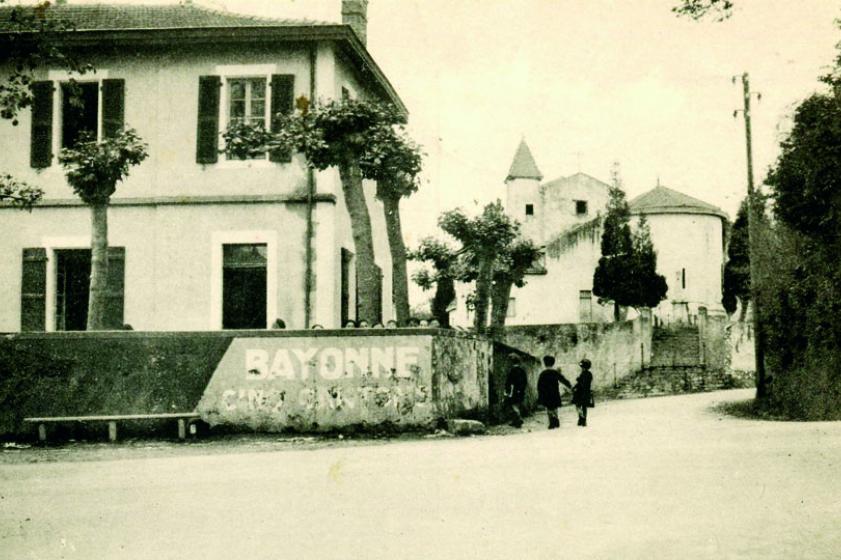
58, 129, 148, 205
672, 0, 733, 21
766, 93, 841, 246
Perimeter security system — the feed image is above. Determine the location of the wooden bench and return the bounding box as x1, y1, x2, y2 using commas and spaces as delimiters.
24, 412, 201, 443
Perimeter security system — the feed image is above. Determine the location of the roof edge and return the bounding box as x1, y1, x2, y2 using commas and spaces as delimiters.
0, 25, 407, 116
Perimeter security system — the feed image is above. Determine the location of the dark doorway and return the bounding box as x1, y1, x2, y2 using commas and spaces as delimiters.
222, 244, 267, 329
62, 81, 99, 149
56, 249, 91, 331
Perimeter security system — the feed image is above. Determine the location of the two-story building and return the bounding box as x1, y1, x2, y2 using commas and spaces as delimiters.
0, 1, 402, 331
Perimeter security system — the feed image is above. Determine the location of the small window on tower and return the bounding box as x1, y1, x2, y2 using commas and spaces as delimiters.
525, 204, 534, 216
575, 200, 588, 215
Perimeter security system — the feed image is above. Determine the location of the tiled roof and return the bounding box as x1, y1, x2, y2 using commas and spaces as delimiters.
629, 185, 727, 220
506, 139, 543, 182
0, 3, 331, 32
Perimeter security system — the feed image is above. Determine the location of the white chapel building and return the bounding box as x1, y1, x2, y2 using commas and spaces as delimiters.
451, 139, 729, 326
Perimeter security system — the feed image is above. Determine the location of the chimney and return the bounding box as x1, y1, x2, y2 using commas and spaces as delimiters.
342, 0, 368, 46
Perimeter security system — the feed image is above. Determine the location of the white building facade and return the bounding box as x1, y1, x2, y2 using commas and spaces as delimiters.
451, 139, 728, 326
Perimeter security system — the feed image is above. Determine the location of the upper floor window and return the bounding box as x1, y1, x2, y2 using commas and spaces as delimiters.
226, 77, 268, 160
197, 69, 295, 165
29, 75, 124, 169
575, 200, 588, 215
525, 203, 534, 216
61, 82, 99, 149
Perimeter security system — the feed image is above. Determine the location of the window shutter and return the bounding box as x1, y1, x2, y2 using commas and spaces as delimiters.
104, 247, 125, 329
101, 79, 125, 138
20, 248, 47, 331
30, 81, 53, 169
269, 74, 295, 163
196, 75, 221, 164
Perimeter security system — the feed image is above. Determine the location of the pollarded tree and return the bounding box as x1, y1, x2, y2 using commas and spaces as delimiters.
361, 125, 423, 326
58, 129, 147, 330
223, 98, 420, 325
439, 200, 519, 334
489, 237, 542, 334
409, 237, 458, 327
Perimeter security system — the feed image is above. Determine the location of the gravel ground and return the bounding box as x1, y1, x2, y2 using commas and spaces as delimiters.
1, 388, 839, 559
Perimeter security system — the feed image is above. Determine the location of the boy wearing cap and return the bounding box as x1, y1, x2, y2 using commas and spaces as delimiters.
572, 358, 595, 426
536, 355, 572, 429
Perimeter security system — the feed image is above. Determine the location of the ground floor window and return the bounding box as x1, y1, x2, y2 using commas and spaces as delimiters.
55, 249, 91, 331
222, 243, 267, 329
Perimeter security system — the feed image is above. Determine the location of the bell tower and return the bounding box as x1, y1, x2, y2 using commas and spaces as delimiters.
505, 138, 543, 243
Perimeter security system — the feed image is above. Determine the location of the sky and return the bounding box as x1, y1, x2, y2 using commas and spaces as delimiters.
199, 0, 840, 249
15, 0, 841, 245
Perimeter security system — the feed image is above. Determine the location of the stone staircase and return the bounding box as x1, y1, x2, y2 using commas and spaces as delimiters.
599, 325, 752, 399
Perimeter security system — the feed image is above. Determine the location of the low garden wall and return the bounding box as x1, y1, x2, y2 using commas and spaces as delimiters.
0, 329, 491, 439
501, 315, 653, 391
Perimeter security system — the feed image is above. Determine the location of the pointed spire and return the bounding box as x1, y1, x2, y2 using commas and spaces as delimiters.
506, 138, 543, 182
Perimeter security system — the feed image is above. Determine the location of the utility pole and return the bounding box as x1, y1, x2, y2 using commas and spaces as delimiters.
738, 72, 767, 399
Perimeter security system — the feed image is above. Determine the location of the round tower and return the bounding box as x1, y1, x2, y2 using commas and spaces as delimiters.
505, 139, 543, 243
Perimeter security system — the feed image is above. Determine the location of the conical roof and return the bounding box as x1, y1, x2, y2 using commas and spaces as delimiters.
629, 185, 728, 220
506, 139, 543, 182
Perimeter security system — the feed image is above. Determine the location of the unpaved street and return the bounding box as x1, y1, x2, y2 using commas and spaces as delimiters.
2, 389, 840, 559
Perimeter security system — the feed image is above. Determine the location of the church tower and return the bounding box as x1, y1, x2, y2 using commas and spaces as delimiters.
505, 139, 543, 243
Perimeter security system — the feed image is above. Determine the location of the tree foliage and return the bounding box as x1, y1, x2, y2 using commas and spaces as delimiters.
759, 85, 841, 419
0, 174, 42, 209
593, 167, 667, 318
672, 0, 733, 21
58, 129, 148, 204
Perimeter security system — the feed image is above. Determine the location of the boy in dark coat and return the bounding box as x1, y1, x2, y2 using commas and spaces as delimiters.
504, 353, 528, 428
536, 355, 572, 429
572, 358, 594, 426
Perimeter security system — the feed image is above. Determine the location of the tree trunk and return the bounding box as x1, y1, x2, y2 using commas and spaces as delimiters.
613, 301, 621, 322
87, 201, 110, 331
489, 276, 513, 337
432, 277, 455, 327
339, 163, 379, 324
382, 193, 410, 325
473, 256, 493, 334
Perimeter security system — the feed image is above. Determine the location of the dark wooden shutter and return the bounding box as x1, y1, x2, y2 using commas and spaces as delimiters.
20, 248, 47, 331
30, 81, 53, 168
341, 248, 353, 325
269, 74, 295, 163
101, 79, 125, 138
196, 75, 221, 164
103, 247, 125, 329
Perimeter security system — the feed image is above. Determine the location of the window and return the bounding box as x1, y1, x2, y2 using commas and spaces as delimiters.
341, 86, 351, 100
682, 268, 686, 289
227, 78, 267, 160
61, 82, 99, 149
526, 249, 547, 275
341, 248, 354, 326
579, 290, 593, 322
575, 200, 588, 216
30, 77, 124, 169
222, 244, 267, 329
525, 203, 534, 216
197, 70, 295, 165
